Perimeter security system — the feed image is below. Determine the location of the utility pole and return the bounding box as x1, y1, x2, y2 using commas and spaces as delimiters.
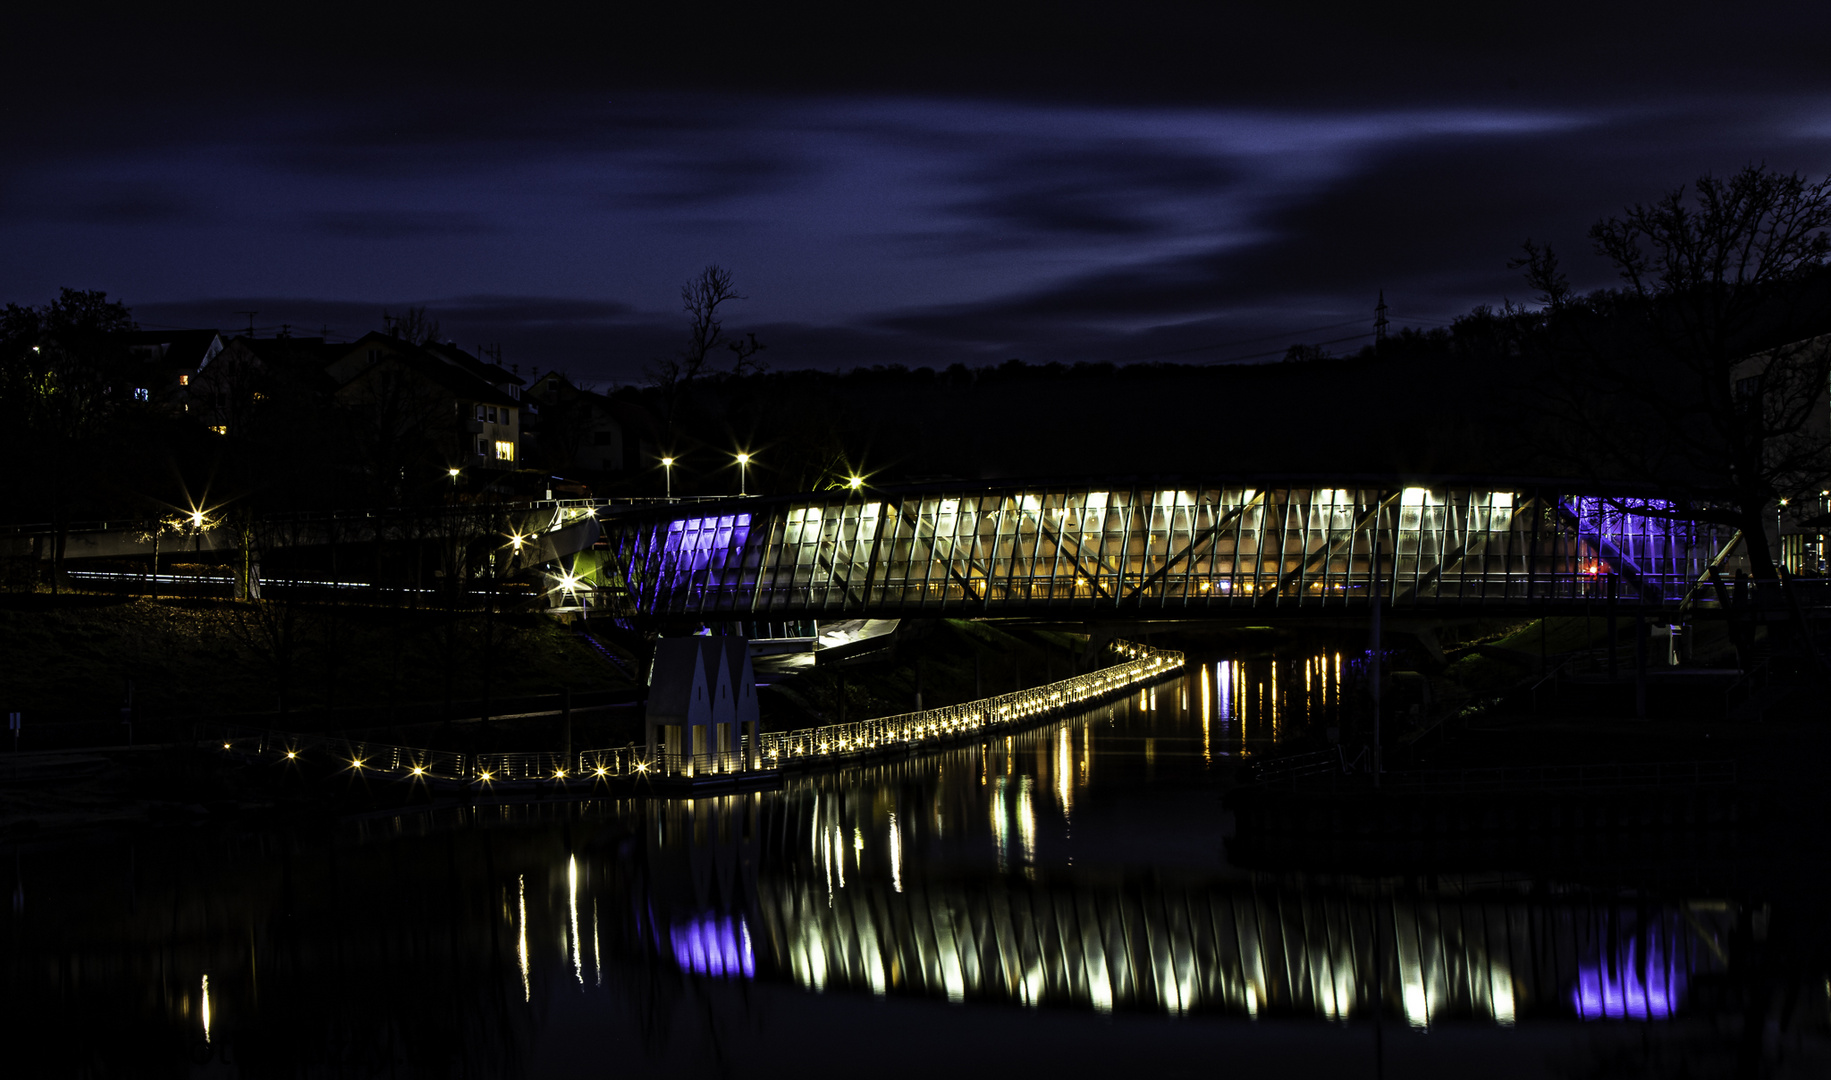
234, 311, 259, 336
1368, 497, 1384, 786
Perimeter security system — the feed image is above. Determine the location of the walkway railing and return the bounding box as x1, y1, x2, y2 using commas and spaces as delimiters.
201, 638, 1184, 785
758, 640, 1183, 767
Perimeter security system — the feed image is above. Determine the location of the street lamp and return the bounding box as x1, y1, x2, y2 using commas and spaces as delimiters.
847, 475, 864, 491
661, 456, 675, 501
736, 452, 751, 497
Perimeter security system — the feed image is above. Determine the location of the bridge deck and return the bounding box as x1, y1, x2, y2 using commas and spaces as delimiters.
597, 481, 1748, 619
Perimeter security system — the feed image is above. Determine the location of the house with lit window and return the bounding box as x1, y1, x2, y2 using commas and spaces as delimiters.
325, 332, 526, 471
523, 368, 660, 478
115, 328, 224, 411
1729, 331, 1831, 575
189, 334, 337, 436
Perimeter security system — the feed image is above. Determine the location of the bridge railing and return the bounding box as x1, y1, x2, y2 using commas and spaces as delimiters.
197, 639, 1183, 784
759, 640, 1184, 766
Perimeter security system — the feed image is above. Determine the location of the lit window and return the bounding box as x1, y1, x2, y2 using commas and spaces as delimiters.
495, 440, 516, 461
178, 374, 190, 386
133, 387, 149, 401
209, 425, 227, 435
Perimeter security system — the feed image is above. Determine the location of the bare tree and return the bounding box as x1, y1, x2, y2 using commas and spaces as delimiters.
645, 264, 766, 425
385, 305, 442, 346
1524, 165, 1831, 580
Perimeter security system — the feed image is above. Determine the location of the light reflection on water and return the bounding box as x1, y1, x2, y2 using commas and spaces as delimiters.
0, 652, 1758, 1076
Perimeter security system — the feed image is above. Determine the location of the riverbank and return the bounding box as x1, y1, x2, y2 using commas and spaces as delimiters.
0, 592, 637, 734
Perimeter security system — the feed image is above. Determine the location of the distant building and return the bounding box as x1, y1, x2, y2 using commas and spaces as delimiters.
115, 328, 223, 410
523, 369, 660, 480
190, 334, 336, 436
325, 332, 527, 471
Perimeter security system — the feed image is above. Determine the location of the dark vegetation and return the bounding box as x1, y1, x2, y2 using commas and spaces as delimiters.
756, 620, 1090, 730
0, 594, 633, 729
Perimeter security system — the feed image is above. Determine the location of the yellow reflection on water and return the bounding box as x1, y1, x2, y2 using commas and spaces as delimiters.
1017, 777, 1036, 872
517, 874, 530, 1002
888, 813, 903, 893
201, 974, 211, 1044
1200, 665, 1211, 766
568, 856, 583, 986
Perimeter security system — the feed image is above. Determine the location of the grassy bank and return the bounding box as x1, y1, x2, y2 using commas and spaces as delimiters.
0, 593, 635, 727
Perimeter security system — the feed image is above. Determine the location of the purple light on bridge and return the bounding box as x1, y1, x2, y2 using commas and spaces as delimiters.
669, 913, 756, 979
634, 513, 754, 601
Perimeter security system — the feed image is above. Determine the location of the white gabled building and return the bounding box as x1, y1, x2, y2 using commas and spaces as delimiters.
646, 636, 760, 775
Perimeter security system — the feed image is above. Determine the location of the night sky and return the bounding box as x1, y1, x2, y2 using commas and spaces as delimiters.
10, 3, 1831, 383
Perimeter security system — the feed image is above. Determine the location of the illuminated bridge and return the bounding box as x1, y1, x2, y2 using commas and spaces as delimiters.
594, 479, 1742, 621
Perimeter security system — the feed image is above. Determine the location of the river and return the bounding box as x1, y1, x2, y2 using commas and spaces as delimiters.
3, 647, 1819, 1078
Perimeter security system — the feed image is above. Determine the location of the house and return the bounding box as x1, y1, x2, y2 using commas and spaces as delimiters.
325, 332, 526, 471
1733, 333, 1831, 574
189, 334, 336, 436
523, 369, 660, 478
115, 328, 223, 410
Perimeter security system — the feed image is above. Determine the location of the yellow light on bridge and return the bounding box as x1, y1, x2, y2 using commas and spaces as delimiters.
411, 765, 426, 776
285, 750, 297, 759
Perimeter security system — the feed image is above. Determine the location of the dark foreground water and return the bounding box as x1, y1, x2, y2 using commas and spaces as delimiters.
5, 650, 1827, 1078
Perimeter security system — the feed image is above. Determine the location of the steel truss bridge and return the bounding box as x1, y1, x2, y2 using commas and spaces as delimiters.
594, 479, 1746, 620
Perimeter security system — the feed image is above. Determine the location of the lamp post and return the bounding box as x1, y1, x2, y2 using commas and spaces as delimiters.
1778, 498, 1789, 575
736, 453, 750, 497
847, 475, 864, 492
661, 457, 674, 502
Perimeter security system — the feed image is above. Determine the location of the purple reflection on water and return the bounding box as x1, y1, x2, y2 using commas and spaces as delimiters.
1572, 923, 1687, 1020
669, 914, 755, 979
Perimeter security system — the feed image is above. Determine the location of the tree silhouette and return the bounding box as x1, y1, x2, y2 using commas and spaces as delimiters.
1521, 165, 1831, 581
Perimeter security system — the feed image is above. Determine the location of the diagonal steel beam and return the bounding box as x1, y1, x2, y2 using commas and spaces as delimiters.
1269, 490, 1399, 597
1392, 494, 1535, 602
1123, 491, 1263, 604
1034, 508, 1117, 600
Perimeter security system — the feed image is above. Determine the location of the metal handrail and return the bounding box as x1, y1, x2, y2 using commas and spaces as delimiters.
200, 638, 1185, 783
759, 641, 1183, 765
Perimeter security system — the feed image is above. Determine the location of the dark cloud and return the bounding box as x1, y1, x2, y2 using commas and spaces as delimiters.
944, 143, 1240, 247
11, 4, 1831, 383
62, 192, 195, 226
0, 185, 196, 226
306, 210, 495, 240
